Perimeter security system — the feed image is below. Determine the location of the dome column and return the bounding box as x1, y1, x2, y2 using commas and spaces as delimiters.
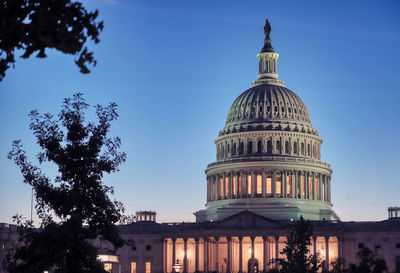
251, 172, 256, 197
222, 173, 226, 199
272, 170, 277, 197
262, 171, 266, 198
312, 173, 316, 200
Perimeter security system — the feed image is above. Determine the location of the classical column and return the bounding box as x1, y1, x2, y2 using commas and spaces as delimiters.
172, 238, 176, 273
299, 172, 304, 199
215, 237, 219, 273
235, 173, 240, 198
227, 237, 232, 273
204, 238, 208, 272
206, 177, 210, 202
222, 173, 226, 199
305, 172, 309, 199
183, 238, 188, 273
243, 171, 248, 197
319, 174, 322, 201
251, 172, 256, 197
274, 236, 280, 269
294, 171, 298, 199
251, 236, 255, 273
195, 238, 199, 273
263, 236, 267, 271
241, 172, 246, 198
312, 173, 316, 200
229, 172, 233, 199
238, 236, 243, 273
216, 174, 221, 200
312, 236, 317, 256
325, 236, 330, 270
262, 171, 266, 198
328, 177, 331, 203
282, 170, 287, 198
272, 171, 277, 197
291, 172, 295, 198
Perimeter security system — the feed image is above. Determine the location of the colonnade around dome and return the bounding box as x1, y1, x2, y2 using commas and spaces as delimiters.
206, 170, 331, 204
215, 131, 322, 161
162, 235, 339, 273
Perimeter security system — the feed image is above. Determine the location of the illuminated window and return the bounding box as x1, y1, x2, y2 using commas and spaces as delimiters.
233, 176, 237, 196
266, 174, 272, 194
256, 175, 262, 195
145, 262, 151, 273
146, 215, 149, 221
302, 176, 305, 197
104, 263, 112, 273
287, 175, 291, 195
225, 177, 229, 197
247, 175, 252, 195
309, 177, 313, 197
131, 262, 136, 273
276, 173, 282, 195
297, 175, 301, 197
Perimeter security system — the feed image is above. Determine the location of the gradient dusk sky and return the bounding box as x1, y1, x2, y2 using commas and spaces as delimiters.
1, 1, 399, 224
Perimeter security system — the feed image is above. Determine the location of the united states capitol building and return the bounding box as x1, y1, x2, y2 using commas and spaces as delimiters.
1, 20, 400, 273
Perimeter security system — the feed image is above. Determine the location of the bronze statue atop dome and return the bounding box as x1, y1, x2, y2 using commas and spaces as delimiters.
261, 19, 275, 53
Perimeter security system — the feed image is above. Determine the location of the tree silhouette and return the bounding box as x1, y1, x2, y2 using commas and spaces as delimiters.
6, 93, 126, 273
0, 0, 104, 81
347, 247, 387, 273
274, 216, 321, 273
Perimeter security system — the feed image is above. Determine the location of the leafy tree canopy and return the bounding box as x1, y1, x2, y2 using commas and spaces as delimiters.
0, 0, 103, 81
6, 93, 126, 273
276, 216, 321, 273
347, 247, 387, 273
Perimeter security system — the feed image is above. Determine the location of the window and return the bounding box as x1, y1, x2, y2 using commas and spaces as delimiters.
131, 246, 136, 251
233, 143, 237, 156
287, 175, 291, 195
238, 176, 242, 196
301, 143, 305, 155
257, 140, 262, 153
146, 245, 151, 251
276, 173, 282, 195
104, 263, 112, 273
131, 262, 137, 273
266, 174, 272, 194
396, 256, 400, 273
256, 175, 262, 195
294, 142, 298, 154
247, 141, 253, 154
239, 142, 244, 155
233, 176, 237, 197
219, 178, 223, 199
396, 243, 400, 249
285, 141, 290, 154
225, 177, 229, 197
145, 262, 151, 273
358, 243, 364, 249
276, 140, 281, 154
267, 140, 272, 154
247, 175, 252, 195
375, 244, 381, 249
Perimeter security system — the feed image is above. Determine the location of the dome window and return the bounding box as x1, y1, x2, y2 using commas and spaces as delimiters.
281, 106, 285, 112
267, 106, 271, 112
288, 107, 292, 113
274, 106, 278, 112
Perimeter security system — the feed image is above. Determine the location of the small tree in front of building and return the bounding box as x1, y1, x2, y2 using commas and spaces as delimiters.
5, 93, 126, 273
270, 216, 321, 273
346, 247, 387, 273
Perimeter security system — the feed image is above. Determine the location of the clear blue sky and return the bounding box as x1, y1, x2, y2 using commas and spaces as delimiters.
1, 1, 399, 223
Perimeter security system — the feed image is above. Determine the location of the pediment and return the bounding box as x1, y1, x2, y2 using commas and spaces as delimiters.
212, 210, 283, 229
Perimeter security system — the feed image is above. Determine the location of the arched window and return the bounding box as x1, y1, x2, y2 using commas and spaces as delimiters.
239, 142, 244, 155
301, 143, 305, 155
307, 144, 311, 156
233, 143, 237, 156
227, 144, 230, 157
267, 140, 272, 154
256, 174, 262, 196
276, 140, 281, 154
257, 140, 262, 153
294, 142, 298, 154
247, 141, 253, 154
285, 141, 290, 154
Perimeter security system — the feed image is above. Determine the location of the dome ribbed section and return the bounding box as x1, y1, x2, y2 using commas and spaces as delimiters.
222, 84, 312, 135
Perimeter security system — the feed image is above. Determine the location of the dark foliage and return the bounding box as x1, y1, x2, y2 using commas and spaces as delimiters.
277, 216, 321, 273
347, 247, 387, 273
0, 0, 104, 80
6, 93, 126, 273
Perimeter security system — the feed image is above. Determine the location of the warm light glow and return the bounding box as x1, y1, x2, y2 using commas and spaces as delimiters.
266, 176, 272, 194
97, 254, 119, 263
225, 177, 229, 197
287, 175, 291, 195
220, 178, 223, 198
104, 263, 112, 273
131, 262, 136, 273
233, 176, 237, 196
145, 262, 151, 273
256, 175, 262, 194
238, 176, 242, 196
248, 246, 252, 255
276, 173, 282, 195
247, 175, 252, 195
